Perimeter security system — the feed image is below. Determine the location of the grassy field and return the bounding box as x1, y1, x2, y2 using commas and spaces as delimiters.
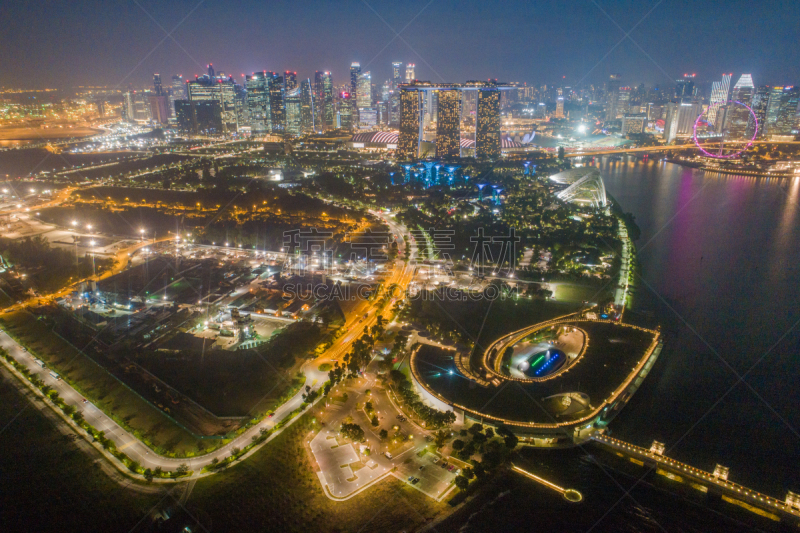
189, 412, 448, 533
550, 282, 607, 303
0, 310, 207, 456
0, 371, 160, 533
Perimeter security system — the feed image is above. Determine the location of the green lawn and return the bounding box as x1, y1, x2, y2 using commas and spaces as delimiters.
0, 373, 160, 532
0, 311, 207, 456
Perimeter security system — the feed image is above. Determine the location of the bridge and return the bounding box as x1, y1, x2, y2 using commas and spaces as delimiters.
564, 140, 800, 158
592, 433, 800, 524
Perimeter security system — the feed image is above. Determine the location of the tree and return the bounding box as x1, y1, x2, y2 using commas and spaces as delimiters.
340, 423, 366, 442
143, 468, 153, 482
371, 415, 379, 427
154, 467, 163, 477
452, 439, 465, 451
454, 475, 469, 491
557, 146, 565, 160
176, 463, 189, 475
433, 429, 449, 449
379, 429, 388, 440
468, 423, 484, 435
484, 428, 494, 439
503, 434, 519, 450
365, 401, 374, 412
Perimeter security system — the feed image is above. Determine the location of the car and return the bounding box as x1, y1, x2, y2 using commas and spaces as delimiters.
407, 476, 414, 482
441, 462, 448, 469
447, 465, 455, 471
432, 456, 440, 464
268, 413, 274, 418
411, 478, 419, 484
81, 398, 88, 404
419, 465, 425, 471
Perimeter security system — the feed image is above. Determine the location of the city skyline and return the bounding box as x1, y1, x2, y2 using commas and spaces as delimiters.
2, 0, 800, 90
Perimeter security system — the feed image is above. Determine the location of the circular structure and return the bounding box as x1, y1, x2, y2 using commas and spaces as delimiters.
563, 489, 583, 503
410, 313, 662, 442
692, 100, 758, 159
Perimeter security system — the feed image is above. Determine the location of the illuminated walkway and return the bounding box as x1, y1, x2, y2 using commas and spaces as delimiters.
593, 434, 800, 523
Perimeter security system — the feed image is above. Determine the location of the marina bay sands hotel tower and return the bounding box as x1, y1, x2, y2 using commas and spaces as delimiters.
398, 80, 505, 161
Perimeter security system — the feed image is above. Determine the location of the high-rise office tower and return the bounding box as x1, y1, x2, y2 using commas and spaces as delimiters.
398, 87, 421, 159
285, 88, 302, 135
246, 72, 271, 133
405, 64, 415, 82
314, 71, 325, 129
389, 90, 400, 127
675, 74, 696, 101
606, 74, 621, 121
322, 71, 334, 130
148, 74, 170, 124
749, 85, 770, 137
284, 71, 297, 91
725, 74, 755, 139
300, 79, 314, 132
350, 63, 361, 99
476, 89, 500, 159
381, 81, 391, 103
617, 87, 631, 116
338, 92, 354, 130
766, 86, 800, 138
436, 90, 461, 158
357, 72, 371, 109
207, 64, 215, 77
392, 62, 402, 88
268, 72, 285, 133
170, 75, 186, 117
153, 73, 164, 96
663, 102, 679, 142
555, 88, 564, 118
708, 73, 732, 126
175, 100, 222, 133
187, 74, 238, 132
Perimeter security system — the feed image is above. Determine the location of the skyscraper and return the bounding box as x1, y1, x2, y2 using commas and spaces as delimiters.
725, 74, 755, 139
187, 74, 238, 132
405, 64, 415, 82
708, 73, 732, 126
750, 86, 770, 137
555, 88, 564, 118
392, 62, 402, 88
285, 88, 302, 135
398, 87, 421, 160
357, 72, 371, 109
246, 72, 271, 133
675, 74, 696, 101
476, 89, 500, 158
766, 86, 800, 138
322, 71, 334, 130
207, 64, 215, 77
605, 74, 621, 121
148, 74, 170, 124
314, 71, 325, 130
268, 72, 285, 133
436, 90, 461, 158
338, 92, 354, 130
170, 75, 186, 117
300, 79, 314, 133
350, 63, 361, 99
284, 71, 298, 91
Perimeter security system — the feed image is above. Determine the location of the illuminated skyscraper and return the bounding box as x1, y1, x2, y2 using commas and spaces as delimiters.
314, 71, 325, 129
708, 73, 732, 126
246, 72, 270, 133
605, 74, 621, 121
284, 71, 297, 91
766, 86, 800, 137
398, 87, 421, 160
300, 79, 314, 132
392, 62, 402, 88
405, 63, 415, 81
476, 89, 500, 158
350, 63, 361, 99
357, 72, 371, 109
170, 75, 186, 117
268, 72, 285, 133
555, 88, 564, 118
338, 92, 354, 130
187, 75, 238, 132
436, 90, 461, 158
750, 85, 770, 138
148, 73, 170, 124
285, 88, 302, 135
675, 74, 696, 101
725, 74, 754, 139
322, 71, 334, 130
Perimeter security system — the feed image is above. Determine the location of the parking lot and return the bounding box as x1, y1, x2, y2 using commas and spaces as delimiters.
393, 447, 458, 500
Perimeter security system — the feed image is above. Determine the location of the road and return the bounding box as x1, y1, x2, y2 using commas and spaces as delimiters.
0, 211, 422, 480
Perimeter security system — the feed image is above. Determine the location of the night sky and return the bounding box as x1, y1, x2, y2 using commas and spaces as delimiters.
3, 0, 799, 90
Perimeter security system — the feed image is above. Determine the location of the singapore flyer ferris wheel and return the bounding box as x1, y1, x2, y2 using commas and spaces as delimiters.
692, 100, 758, 159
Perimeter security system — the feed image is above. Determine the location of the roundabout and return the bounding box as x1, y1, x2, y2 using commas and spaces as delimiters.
410, 311, 662, 444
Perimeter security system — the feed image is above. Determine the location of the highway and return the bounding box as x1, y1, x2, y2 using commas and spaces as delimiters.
0, 211, 421, 481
